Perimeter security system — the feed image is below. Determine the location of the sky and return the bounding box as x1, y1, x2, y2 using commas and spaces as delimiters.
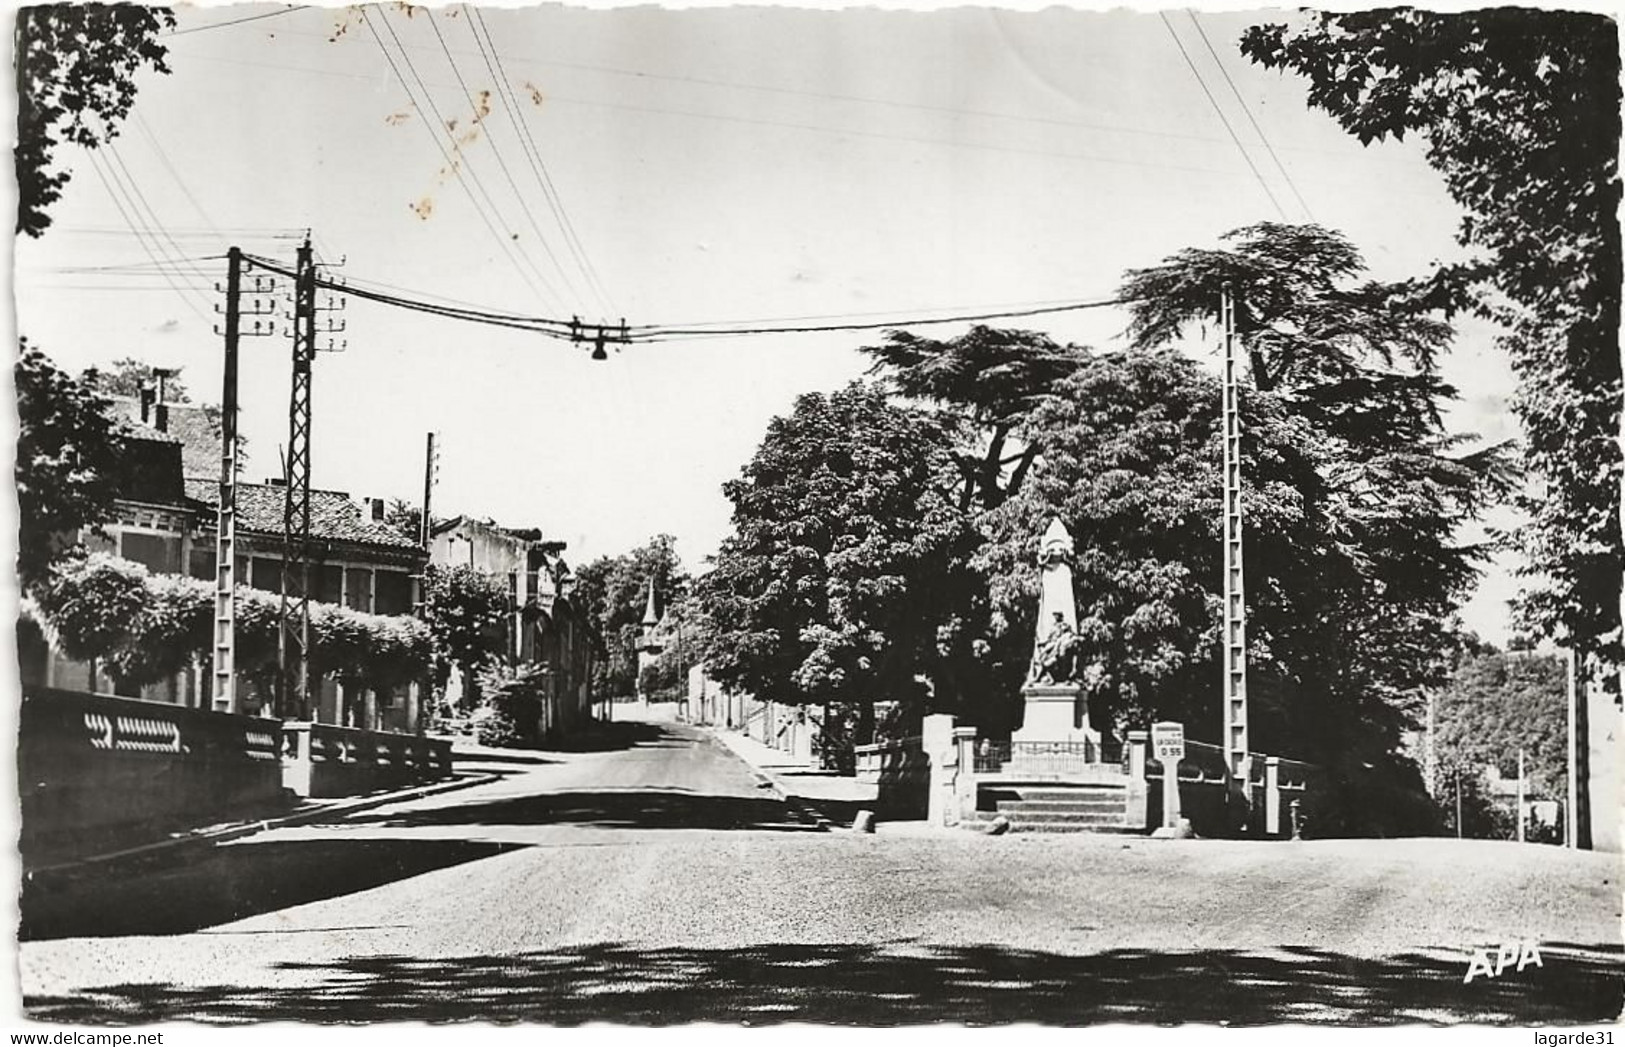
11, 1, 1523, 642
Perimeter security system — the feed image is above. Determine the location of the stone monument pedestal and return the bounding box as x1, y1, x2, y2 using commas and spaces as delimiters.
1011, 683, 1099, 746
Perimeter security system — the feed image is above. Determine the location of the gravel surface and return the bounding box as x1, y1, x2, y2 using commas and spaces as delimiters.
19, 716, 1623, 1025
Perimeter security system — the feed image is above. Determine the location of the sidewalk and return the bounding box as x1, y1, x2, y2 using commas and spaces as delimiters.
704, 724, 877, 829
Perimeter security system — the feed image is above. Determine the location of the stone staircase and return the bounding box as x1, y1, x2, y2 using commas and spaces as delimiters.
966, 781, 1135, 833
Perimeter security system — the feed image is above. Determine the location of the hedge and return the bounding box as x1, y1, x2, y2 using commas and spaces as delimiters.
37, 552, 432, 694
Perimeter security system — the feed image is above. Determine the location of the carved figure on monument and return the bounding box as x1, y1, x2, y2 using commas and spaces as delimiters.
1027, 517, 1080, 685
1029, 611, 1079, 684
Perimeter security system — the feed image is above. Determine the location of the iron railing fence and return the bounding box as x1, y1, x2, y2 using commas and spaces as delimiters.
973, 738, 1124, 775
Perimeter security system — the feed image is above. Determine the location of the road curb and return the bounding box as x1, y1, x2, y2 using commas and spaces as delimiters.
701, 729, 833, 833
25, 771, 501, 880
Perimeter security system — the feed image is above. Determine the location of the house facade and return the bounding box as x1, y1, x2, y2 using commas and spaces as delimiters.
23, 394, 430, 732
428, 516, 595, 739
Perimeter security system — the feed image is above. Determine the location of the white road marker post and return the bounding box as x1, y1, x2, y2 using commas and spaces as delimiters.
1152, 721, 1188, 839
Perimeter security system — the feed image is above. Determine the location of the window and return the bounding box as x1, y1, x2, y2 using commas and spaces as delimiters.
120, 531, 181, 574
188, 546, 215, 581
251, 557, 283, 593
316, 564, 343, 605
344, 568, 373, 612
374, 570, 412, 616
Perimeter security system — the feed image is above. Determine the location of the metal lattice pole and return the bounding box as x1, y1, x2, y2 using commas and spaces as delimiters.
280, 237, 316, 720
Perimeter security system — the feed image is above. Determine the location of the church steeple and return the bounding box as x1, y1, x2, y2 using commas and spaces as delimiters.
641, 576, 661, 630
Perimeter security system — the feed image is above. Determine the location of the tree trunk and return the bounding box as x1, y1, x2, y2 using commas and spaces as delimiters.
858, 700, 875, 748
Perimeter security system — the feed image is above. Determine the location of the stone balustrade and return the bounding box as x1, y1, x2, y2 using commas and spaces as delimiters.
19, 686, 285, 864
281, 721, 453, 798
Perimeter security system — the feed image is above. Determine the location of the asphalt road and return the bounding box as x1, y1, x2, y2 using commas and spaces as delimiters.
18, 715, 1624, 1025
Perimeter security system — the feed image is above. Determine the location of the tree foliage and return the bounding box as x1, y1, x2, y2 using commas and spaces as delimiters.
1434, 649, 1567, 796
15, 341, 126, 592
861, 326, 1090, 511
421, 563, 509, 693
698, 382, 981, 738
573, 535, 688, 698
35, 552, 432, 697
1093, 227, 1512, 783
82, 358, 192, 402
16, 3, 177, 237
1240, 9, 1623, 689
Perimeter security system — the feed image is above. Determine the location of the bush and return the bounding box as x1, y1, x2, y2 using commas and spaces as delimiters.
36, 552, 433, 699
476, 663, 549, 749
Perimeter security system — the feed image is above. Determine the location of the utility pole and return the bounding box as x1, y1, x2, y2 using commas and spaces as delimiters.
1517, 747, 1526, 843
1220, 284, 1250, 799
279, 237, 316, 721
1462, 767, 1475, 845
421, 431, 439, 547
211, 247, 276, 713
275, 236, 347, 722
1568, 646, 1592, 849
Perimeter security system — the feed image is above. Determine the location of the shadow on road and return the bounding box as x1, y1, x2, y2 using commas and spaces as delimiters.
546, 720, 674, 753
25, 939, 1623, 1024
20, 837, 526, 942
333, 789, 818, 834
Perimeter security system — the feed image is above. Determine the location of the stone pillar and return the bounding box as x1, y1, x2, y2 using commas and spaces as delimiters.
1265, 756, 1282, 837
1011, 683, 1098, 746
952, 726, 979, 826
1125, 730, 1149, 830
923, 713, 955, 827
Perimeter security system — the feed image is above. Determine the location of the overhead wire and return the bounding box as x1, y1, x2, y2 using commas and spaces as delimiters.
102, 137, 218, 295
1157, 11, 1287, 221
361, 6, 563, 311
165, 5, 307, 37
133, 111, 222, 236
470, 6, 614, 315
242, 249, 1130, 344
1185, 11, 1316, 223
426, 12, 587, 308
82, 150, 211, 322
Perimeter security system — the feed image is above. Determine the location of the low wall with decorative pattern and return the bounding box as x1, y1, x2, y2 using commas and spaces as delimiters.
19, 687, 286, 864
281, 721, 453, 798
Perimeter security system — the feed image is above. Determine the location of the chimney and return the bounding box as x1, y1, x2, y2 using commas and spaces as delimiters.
138, 385, 154, 424
154, 403, 169, 432
371, 498, 385, 523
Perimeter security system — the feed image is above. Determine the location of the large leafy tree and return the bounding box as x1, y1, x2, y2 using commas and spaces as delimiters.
698, 382, 980, 743
1111, 226, 1511, 748
15, 341, 126, 592
420, 564, 509, 708
16, 3, 177, 237
1434, 648, 1567, 797
1240, 9, 1623, 693
861, 327, 1090, 512
573, 535, 689, 699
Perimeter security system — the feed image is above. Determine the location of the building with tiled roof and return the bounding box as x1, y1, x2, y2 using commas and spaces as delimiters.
36, 388, 428, 732
428, 516, 596, 740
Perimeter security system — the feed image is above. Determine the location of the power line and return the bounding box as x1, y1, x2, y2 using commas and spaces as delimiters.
241, 249, 1131, 344
83, 150, 210, 322
361, 6, 562, 311
1158, 12, 1287, 221
102, 138, 216, 293
133, 111, 222, 235
166, 5, 307, 37
426, 13, 587, 308
470, 7, 614, 315
634, 297, 1130, 341
1185, 11, 1315, 223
